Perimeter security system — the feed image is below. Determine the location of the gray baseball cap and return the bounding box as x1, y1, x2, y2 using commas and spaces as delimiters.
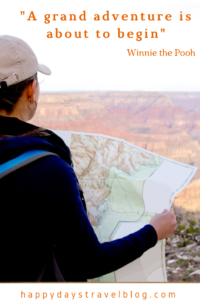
0, 35, 51, 88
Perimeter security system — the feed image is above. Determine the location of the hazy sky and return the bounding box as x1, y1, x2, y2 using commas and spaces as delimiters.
1, 0, 200, 92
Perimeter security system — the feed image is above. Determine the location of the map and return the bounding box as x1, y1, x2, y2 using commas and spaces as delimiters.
54, 130, 197, 282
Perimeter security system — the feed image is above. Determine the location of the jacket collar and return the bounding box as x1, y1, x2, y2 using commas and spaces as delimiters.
0, 115, 38, 136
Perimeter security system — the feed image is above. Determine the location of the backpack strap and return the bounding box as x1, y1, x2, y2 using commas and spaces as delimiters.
0, 149, 65, 281
0, 150, 59, 179
0, 149, 87, 212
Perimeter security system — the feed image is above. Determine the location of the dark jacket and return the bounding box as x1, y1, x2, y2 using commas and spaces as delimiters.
0, 116, 157, 282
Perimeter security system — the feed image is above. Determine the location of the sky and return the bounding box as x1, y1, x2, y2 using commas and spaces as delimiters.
0, 0, 200, 92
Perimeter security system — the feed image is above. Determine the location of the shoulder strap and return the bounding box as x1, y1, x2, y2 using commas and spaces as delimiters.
0, 149, 87, 212
0, 150, 59, 179
0, 149, 65, 282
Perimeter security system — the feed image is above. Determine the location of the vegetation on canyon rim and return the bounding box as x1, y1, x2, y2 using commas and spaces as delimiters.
166, 204, 200, 282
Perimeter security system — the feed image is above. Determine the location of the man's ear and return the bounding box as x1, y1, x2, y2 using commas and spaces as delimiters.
27, 79, 37, 103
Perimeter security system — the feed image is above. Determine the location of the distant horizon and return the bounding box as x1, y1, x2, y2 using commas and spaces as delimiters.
39, 90, 200, 94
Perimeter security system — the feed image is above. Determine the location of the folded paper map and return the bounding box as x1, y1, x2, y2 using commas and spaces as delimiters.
54, 130, 197, 282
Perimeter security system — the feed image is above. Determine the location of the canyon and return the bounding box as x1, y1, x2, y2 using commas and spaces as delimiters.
31, 92, 200, 211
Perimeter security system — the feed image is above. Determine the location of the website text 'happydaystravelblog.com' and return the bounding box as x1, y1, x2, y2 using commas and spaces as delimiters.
21, 290, 175, 300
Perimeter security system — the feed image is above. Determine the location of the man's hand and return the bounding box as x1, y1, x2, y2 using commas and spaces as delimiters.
149, 208, 177, 241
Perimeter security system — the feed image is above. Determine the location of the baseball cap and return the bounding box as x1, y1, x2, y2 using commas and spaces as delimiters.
0, 35, 51, 88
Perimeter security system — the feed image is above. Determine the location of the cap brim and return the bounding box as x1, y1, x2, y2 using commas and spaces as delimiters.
38, 63, 51, 75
